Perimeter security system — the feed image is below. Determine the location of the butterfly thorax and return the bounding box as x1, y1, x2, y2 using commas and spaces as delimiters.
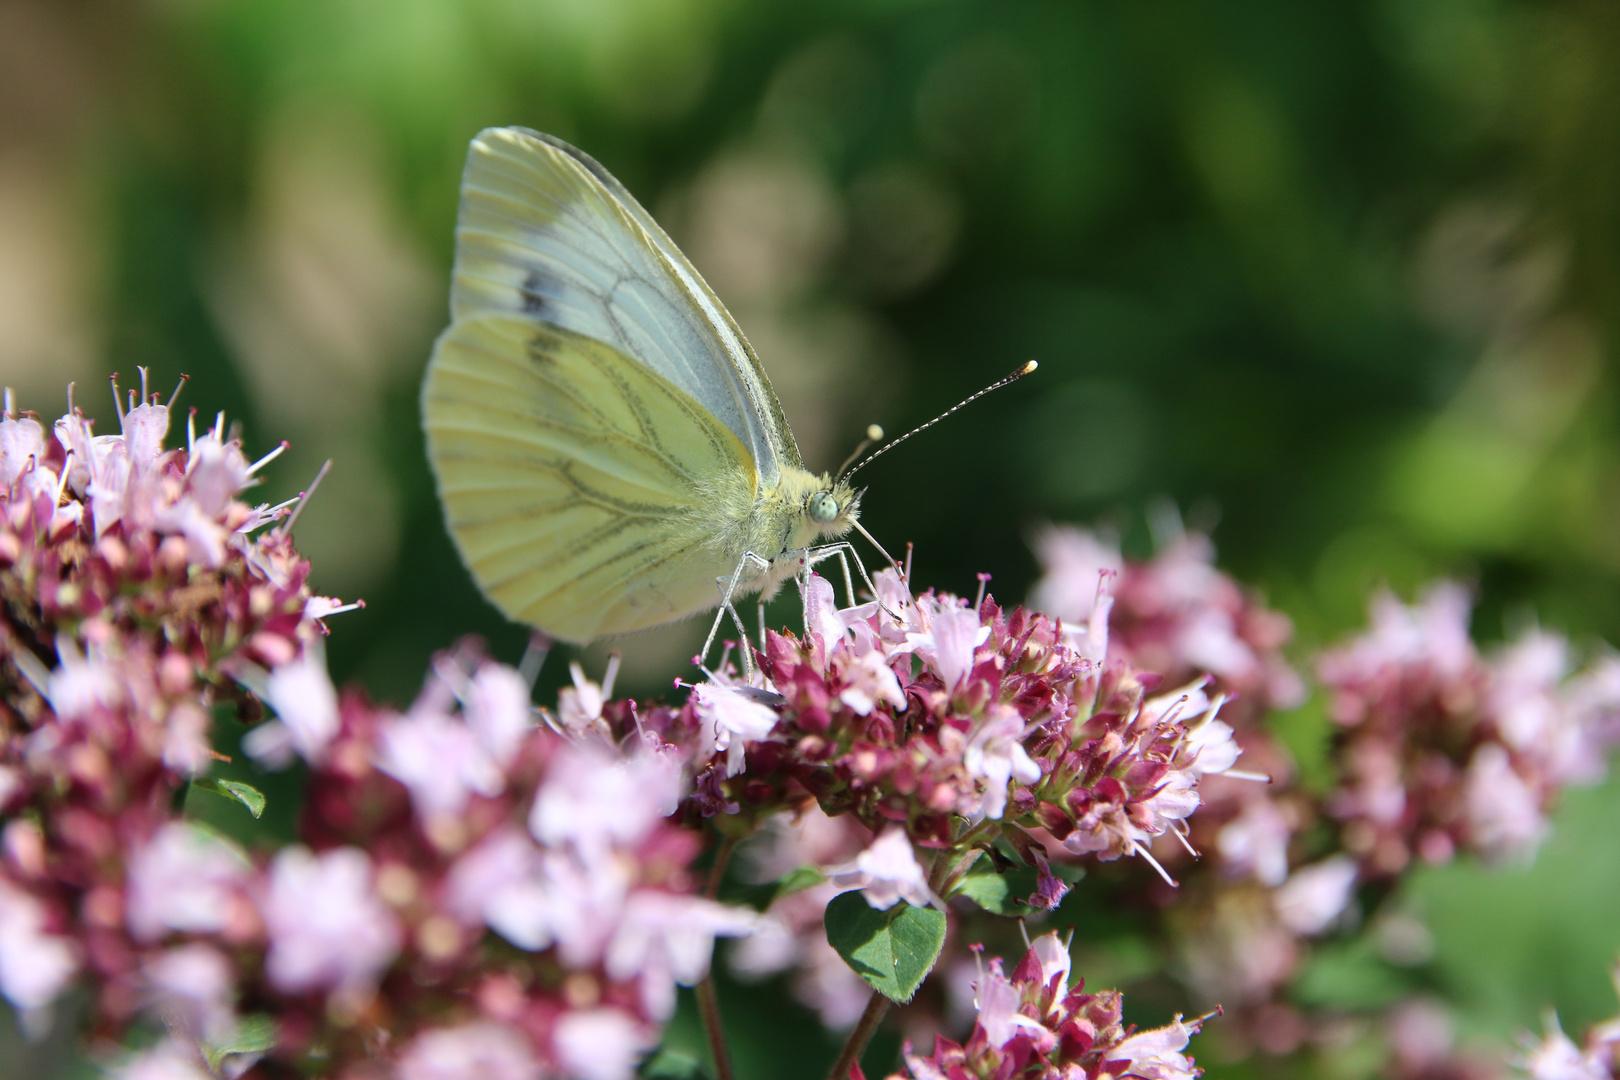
688, 464, 860, 598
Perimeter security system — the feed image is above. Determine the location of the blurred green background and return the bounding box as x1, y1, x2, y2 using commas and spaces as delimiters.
3, 0, 1620, 1077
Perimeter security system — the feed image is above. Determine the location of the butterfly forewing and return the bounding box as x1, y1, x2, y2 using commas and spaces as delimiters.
448, 126, 801, 485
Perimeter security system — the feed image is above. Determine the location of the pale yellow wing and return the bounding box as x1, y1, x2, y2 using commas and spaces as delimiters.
422, 312, 755, 643
450, 126, 803, 488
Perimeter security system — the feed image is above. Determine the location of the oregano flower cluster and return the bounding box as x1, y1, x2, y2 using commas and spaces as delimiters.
1, 375, 1616, 1080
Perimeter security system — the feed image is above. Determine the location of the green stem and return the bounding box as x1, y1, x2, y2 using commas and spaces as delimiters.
695, 977, 735, 1080
826, 990, 891, 1080
696, 832, 742, 1080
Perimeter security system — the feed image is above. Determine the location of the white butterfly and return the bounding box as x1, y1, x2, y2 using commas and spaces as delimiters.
421, 127, 881, 647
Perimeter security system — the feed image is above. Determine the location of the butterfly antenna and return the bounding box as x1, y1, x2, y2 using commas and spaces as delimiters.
842, 361, 1038, 482
834, 424, 885, 482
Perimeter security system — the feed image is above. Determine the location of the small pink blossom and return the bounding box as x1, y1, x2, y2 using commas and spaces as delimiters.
142, 943, 236, 1045
262, 846, 400, 997
962, 705, 1041, 820
376, 706, 504, 820
1274, 855, 1358, 935
397, 1021, 542, 1080
246, 652, 340, 765
558, 659, 615, 739
1465, 743, 1548, 861
1523, 1015, 1610, 1080
907, 597, 992, 692
0, 412, 44, 487
828, 827, 933, 910
691, 681, 779, 777
0, 877, 78, 1011
126, 823, 251, 942
1216, 798, 1293, 886
604, 891, 759, 1019
111, 1041, 215, 1080
551, 1007, 656, 1080
527, 743, 683, 863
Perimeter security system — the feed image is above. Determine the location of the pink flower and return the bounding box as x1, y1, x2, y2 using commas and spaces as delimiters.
110, 1041, 214, 1080
262, 846, 400, 997
245, 652, 340, 765
551, 1007, 655, 1080
142, 943, 236, 1045
1274, 855, 1358, 935
1111, 1015, 1205, 1080
397, 1021, 542, 1080
962, 706, 1041, 820
558, 659, 615, 739
907, 597, 991, 692
125, 823, 251, 942
828, 827, 933, 910
376, 706, 504, 820
604, 891, 759, 1019
1465, 744, 1548, 861
45, 637, 121, 723
975, 960, 1056, 1052
0, 412, 44, 488
0, 877, 78, 1011
1216, 798, 1293, 886
1523, 1015, 1611, 1080
527, 743, 683, 863
465, 661, 534, 765
691, 682, 779, 777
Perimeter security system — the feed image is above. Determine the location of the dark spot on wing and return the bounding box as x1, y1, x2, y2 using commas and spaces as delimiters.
520, 268, 560, 316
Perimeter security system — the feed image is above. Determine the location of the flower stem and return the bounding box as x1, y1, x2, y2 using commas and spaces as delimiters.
827, 990, 890, 1080
695, 977, 736, 1080
696, 833, 742, 1080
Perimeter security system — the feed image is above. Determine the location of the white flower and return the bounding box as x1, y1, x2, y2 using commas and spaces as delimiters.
142, 943, 236, 1044
46, 636, 121, 723
975, 962, 1053, 1052
397, 1021, 542, 1080
558, 659, 615, 739
828, 827, 933, 910
262, 846, 400, 996
528, 743, 683, 865
552, 1007, 655, 1080
110, 1041, 214, 1080
691, 682, 779, 777
0, 413, 44, 489
962, 706, 1041, 820
1274, 855, 1358, 936
604, 891, 759, 1019
126, 823, 251, 942
245, 651, 339, 766
1112, 1015, 1203, 1080
1464, 743, 1548, 861
907, 598, 991, 692
161, 702, 213, 777
0, 877, 78, 1011
465, 662, 533, 765
1522, 1014, 1609, 1080
376, 706, 504, 821
1216, 798, 1293, 886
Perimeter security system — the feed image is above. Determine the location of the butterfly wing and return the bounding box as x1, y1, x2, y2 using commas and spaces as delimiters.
424, 312, 756, 642
447, 126, 802, 483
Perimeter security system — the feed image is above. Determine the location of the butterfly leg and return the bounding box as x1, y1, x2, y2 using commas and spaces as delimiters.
701, 550, 771, 676
805, 542, 901, 621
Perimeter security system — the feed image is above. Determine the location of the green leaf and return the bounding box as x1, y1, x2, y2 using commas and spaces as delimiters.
203, 1013, 278, 1071
639, 1046, 712, 1079
823, 891, 946, 1003
725, 864, 827, 911
953, 859, 1035, 915
192, 777, 267, 819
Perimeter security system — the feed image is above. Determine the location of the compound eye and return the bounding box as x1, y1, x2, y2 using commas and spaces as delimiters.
809, 492, 839, 523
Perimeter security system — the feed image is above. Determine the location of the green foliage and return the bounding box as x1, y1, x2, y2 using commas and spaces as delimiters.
823, 893, 947, 1004
190, 777, 267, 819
202, 1014, 278, 1074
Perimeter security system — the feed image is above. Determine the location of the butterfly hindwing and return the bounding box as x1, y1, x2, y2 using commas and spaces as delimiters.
423, 313, 755, 642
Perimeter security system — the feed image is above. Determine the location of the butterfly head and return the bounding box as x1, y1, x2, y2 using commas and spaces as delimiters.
804, 476, 861, 539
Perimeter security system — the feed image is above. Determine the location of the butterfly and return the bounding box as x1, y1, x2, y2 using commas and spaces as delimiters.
421, 127, 884, 647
